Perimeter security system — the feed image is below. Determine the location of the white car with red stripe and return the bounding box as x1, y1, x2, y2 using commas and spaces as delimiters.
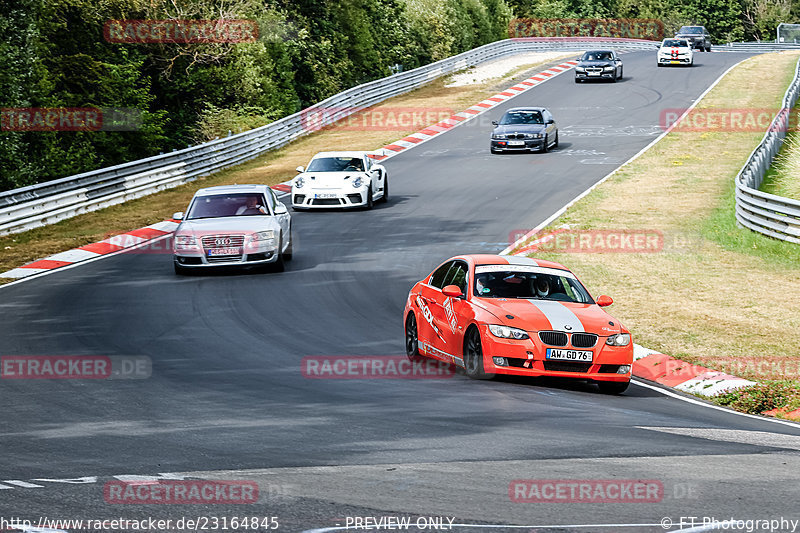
657, 38, 694, 67
291, 151, 388, 210
404, 254, 634, 394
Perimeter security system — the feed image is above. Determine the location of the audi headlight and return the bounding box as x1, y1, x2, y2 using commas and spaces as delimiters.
493, 134, 507, 140
249, 230, 276, 244
295, 177, 304, 189
488, 324, 530, 340
174, 235, 197, 248
352, 176, 364, 188
606, 333, 631, 346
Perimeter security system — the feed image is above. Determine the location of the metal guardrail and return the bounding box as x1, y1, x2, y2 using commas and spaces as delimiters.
0, 37, 661, 236
734, 57, 800, 244
722, 41, 800, 52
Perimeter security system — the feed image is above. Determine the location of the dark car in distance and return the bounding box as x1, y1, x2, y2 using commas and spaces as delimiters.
490, 107, 558, 154
574, 50, 623, 83
674, 25, 712, 51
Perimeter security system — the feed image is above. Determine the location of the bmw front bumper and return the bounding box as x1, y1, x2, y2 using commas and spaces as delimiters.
490, 139, 544, 152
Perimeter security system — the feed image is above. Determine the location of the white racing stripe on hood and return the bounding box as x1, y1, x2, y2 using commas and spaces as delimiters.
529, 300, 585, 332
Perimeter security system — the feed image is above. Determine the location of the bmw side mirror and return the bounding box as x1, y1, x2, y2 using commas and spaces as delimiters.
295, 166, 304, 173
596, 295, 613, 307
172, 211, 184, 221
491, 121, 498, 126
442, 285, 463, 298
274, 203, 287, 214
546, 118, 554, 124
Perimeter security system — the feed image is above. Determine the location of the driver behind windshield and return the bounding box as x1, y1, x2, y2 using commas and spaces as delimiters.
236, 195, 268, 215
501, 112, 543, 125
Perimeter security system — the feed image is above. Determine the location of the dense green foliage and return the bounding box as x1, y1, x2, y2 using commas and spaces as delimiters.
0, 0, 512, 191
507, 0, 796, 43
2, 0, 795, 191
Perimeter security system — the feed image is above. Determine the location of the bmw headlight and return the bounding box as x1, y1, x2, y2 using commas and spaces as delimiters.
249, 230, 276, 245
352, 176, 363, 188
295, 177, 304, 189
174, 235, 197, 249
603, 66, 615, 71
605, 333, 631, 346
575, 66, 585, 72
492, 134, 507, 140
488, 324, 530, 340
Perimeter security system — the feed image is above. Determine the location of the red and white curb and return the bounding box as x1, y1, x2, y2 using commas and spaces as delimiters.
632, 345, 755, 396
1, 59, 578, 281
1, 221, 179, 279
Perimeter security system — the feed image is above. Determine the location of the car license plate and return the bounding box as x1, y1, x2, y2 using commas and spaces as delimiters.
546, 348, 593, 362
508, 140, 525, 146
314, 193, 337, 199
588, 71, 600, 76
207, 247, 241, 256
670, 61, 680, 64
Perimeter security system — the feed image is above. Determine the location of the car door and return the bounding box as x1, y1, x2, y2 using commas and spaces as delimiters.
426, 260, 470, 362
268, 189, 290, 245
365, 156, 384, 197
612, 52, 622, 76
416, 261, 453, 359
542, 109, 557, 141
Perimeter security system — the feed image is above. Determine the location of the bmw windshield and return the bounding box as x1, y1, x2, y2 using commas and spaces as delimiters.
499, 111, 543, 125
474, 265, 593, 303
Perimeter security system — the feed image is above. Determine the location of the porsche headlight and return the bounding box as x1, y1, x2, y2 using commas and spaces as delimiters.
488, 324, 529, 340
606, 333, 631, 346
492, 134, 507, 140
249, 230, 276, 245
352, 176, 364, 188
174, 235, 197, 249
295, 177, 304, 189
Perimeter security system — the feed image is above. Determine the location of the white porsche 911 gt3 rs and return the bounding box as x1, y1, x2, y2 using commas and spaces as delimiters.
291, 151, 388, 210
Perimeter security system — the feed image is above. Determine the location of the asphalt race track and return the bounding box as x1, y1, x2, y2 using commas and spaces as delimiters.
2, 51, 800, 532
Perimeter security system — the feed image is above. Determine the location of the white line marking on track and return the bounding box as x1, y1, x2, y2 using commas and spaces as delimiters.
631, 379, 800, 429
302, 523, 665, 533
1, 480, 44, 488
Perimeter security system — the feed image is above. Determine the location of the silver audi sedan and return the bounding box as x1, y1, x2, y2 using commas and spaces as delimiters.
172, 184, 292, 275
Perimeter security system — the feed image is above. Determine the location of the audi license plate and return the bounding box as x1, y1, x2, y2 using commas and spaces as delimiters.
508, 140, 525, 146
314, 193, 337, 199
207, 247, 241, 257
546, 348, 593, 362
